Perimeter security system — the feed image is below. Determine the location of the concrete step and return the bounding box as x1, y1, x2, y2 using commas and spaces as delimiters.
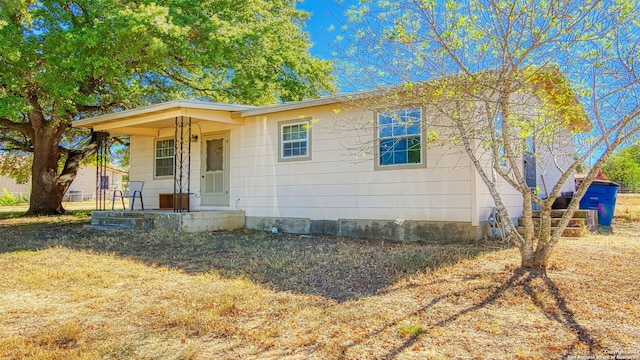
91, 213, 154, 231
528, 209, 598, 233
518, 218, 587, 228
516, 226, 587, 238
531, 209, 592, 219
84, 224, 130, 231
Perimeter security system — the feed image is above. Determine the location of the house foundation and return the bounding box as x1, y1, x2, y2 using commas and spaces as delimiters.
245, 216, 482, 244
90, 210, 245, 232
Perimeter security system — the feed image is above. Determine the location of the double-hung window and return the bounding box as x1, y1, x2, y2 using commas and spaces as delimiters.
279, 120, 311, 161
377, 107, 423, 168
155, 139, 174, 177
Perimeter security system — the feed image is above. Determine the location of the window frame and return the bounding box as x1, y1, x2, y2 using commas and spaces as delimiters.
278, 118, 312, 162
374, 106, 426, 170
493, 112, 509, 168
154, 138, 175, 179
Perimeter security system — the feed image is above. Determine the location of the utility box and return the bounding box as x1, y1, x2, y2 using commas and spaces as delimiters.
579, 181, 620, 226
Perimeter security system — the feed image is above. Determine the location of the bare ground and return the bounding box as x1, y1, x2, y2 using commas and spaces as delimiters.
0, 201, 639, 359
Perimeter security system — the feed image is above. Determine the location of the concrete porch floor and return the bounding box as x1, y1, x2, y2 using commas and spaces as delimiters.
90, 210, 246, 232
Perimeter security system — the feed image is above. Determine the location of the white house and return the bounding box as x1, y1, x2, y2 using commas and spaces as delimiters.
63, 165, 128, 202
73, 78, 585, 242
0, 174, 30, 200
0, 161, 126, 203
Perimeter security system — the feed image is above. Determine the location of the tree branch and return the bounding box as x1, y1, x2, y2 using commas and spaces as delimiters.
75, 103, 121, 113
26, 92, 46, 129
0, 117, 31, 136
56, 132, 100, 189
0, 135, 32, 152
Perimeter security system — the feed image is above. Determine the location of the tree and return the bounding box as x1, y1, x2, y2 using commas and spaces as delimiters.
338, 0, 640, 269
0, 0, 335, 215
602, 144, 640, 192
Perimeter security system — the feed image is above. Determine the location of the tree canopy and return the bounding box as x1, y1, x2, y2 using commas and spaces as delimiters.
603, 144, 640, 192
0, 0, 335, 214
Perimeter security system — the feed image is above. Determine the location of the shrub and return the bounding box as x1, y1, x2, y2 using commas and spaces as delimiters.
0, 189, 28, 206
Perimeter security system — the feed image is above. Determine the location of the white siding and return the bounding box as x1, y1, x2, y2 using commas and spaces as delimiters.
534, 128, 576, 198
0, 175, 30, 199
65, 165, 126, 201
127, 100, 576, 225
229, 105, 474, 222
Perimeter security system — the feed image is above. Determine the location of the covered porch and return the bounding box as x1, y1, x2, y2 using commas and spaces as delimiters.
73, 100, 254, 232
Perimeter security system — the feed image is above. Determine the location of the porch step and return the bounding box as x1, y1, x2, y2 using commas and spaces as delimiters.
517, 209, 598, 238
516, 225, 587, 238
89, 210, 246, 233
91, 212, 155, 231
517, 218, 587, 228
532, 209, 594, 219
84, 224, 130, 231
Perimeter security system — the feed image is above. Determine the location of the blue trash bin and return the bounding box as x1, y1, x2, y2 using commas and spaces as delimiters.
579, 180, 620, 226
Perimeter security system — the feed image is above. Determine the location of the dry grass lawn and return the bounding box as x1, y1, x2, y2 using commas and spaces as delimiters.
0, 197, 639, 359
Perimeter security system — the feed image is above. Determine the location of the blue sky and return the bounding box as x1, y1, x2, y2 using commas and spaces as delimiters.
296, 0, 350, 61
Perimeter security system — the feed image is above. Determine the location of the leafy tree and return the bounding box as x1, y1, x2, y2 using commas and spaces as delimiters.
0, 152, 31, 184
602, 144, 640, 192
0, 0, 334, 215
338, 0, 640, 269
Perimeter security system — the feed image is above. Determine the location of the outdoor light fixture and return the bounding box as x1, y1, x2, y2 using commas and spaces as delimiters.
191, 135, 199, 142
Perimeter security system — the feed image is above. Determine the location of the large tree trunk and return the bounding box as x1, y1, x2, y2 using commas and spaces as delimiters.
26, 129, 68, 215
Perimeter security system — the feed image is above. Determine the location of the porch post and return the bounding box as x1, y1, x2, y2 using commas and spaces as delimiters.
95, 131, 110, 211
173, 116, 192, 212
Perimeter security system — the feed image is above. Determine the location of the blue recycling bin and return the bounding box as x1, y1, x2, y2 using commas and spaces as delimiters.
579, 180, 620, 226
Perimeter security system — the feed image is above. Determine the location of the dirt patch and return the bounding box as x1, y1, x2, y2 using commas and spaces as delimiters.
0, 217, 488, 302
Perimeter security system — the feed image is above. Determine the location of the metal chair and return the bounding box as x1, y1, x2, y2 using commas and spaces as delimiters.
112, 181, 144, 210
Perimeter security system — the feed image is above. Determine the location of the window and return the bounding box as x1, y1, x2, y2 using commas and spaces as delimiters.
494, 113, 508, 168
99, 176, 109, 190
377, 107, 423, 167
155, 139, 174, 177
279, 120, 311, 161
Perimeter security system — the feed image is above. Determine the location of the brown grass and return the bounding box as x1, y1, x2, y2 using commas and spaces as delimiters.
0, 196, 639, 359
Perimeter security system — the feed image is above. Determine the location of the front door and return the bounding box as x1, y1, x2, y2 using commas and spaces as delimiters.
201, 132, 230, 206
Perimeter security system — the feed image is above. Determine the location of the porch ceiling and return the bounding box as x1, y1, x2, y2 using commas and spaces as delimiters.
73, 100, 255, 136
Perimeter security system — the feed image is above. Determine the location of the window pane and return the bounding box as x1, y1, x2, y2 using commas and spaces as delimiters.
156, 158, 174, 177
379, 123, 393, 138
155, 139, 175, 176
281, 122, 309, 159
206, 139, 223, 172
377, 108, 422, 166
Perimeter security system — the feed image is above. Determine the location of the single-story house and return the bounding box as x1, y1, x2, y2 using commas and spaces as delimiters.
73, 79, 584, 242
64, 165, 128, 202
0, 160, 126, 202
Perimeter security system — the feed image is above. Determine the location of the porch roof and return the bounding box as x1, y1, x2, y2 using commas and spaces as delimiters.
73, 100, 256, 136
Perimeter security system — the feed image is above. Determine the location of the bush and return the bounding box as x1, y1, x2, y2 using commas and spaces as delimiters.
0, 189, 29, 206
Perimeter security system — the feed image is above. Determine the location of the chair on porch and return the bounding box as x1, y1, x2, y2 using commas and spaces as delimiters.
112, 181, 145, 210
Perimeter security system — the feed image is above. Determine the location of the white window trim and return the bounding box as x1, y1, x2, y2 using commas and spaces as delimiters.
154, 138, 175, 179
374, 106, 426, 170
278, 119, 312, 162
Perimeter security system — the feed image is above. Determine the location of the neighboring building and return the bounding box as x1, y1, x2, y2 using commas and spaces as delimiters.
64, 165, 128, 202
0, 174, 30, 200
0, 162, 126, 203
73, 77, 585, 242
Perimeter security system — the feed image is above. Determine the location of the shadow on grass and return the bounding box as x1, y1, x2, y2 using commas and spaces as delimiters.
358, 268, 600, 358
0, 217, 498, 302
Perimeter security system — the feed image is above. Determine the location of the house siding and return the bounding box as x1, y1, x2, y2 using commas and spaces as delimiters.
0, 175, 30, 199
230, 106, 474, 224
65, 166, 126, 202
129, 104, 480, 242
125, 100, 576, 243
